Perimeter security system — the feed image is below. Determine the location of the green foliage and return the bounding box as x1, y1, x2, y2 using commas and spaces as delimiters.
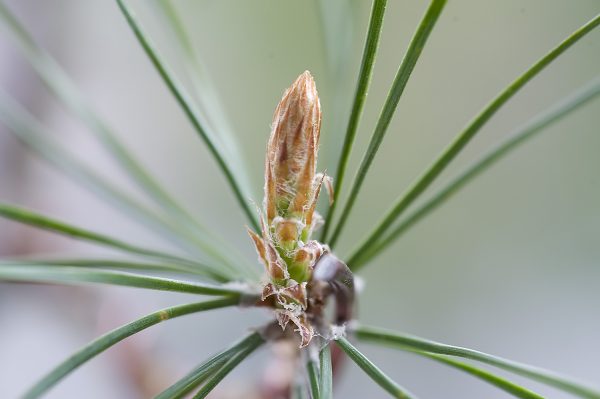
307, 357, 321, 399
319, 344, 333, 399
190, 333, 265, 398
0, 265, 246, 296
347, 13, 600, 260
421, 354, 544, 399
335, 337, 416, 398
327, 0, 447, 247
115, 0, 259, 231
0, 1, 247, 272
0, 0, 598, 397
321, 0, 388, 242
355, 326, 600, 398
156, 332, 264, 399
22, 298, 239, 399
349, 76, 600, 269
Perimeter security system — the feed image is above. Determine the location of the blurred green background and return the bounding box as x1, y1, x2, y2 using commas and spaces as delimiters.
0, 0, 599, 397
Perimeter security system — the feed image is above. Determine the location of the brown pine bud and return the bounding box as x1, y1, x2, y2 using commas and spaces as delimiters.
264, 71, 321, 222
249, 71, 332, 348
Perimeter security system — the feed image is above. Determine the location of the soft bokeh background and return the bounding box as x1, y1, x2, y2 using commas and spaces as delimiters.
1, 0, 599, 398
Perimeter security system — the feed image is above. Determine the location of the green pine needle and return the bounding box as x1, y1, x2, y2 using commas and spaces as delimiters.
156, 332, 263, 399
422, 353, 544, 399
335, 337, 417, 399
0, 1, 226, 253
0, 265, 249, 296
348, 13, 600, 257
319, 344, 333, 399
328, 0, 447, 247
154, 0, 253, 193
355, 325, 600, 399
0, 92, 250, 277
0, 258, 211, 278
307, 357, 321, 399
0, 203, 230, 281
22, 298, 239, 399
191, 333, 264, 398
349, 76, 600, 269
115, 0, 260, 232
321, 0, 388, 242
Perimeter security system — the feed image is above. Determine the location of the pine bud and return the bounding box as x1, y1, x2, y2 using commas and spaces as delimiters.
264, 71, 321, 223
249, 71, 330, 348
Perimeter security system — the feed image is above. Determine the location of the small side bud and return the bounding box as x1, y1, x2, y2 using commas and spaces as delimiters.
274, 218, 300, 252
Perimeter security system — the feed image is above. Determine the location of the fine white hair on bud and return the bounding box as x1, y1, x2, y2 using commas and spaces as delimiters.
330, 324, 347, 340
